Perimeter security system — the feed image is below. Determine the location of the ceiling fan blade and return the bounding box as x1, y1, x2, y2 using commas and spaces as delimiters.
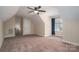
38, 10, 46, 12
27, 11, 34, 14
36, 6, 41, 9
38, 6, 41, 9
27, 7, 34, 10
34, 6, 41, 10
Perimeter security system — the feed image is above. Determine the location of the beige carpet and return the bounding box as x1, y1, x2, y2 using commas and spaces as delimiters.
0, 35, 79, 52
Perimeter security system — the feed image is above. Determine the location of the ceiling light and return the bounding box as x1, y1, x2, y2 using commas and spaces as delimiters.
34, 11, 38, 13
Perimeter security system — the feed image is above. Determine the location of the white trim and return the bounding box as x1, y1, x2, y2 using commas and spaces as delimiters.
36, 34, 45, 37
4, 34, 15, 38
62, 39, 79, 46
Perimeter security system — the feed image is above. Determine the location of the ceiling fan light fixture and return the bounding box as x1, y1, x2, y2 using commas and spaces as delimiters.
27, 6, 46, 15
34, 11, 38, 14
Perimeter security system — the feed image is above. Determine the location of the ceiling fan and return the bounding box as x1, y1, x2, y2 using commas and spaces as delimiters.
27, 6, 46, 14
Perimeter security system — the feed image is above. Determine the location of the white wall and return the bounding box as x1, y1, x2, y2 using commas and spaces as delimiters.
4, 17, 16, 38
56, 6, 79, 45
28, 14, 45, 36
39, 13, 52, 36
56, 6, 79, 20
64, 20, 79, 45
23, 17, 33, 35
0, 20, 3, 48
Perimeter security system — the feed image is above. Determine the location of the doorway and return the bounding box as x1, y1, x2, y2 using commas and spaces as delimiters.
51, 18, 55, 35
15, 17, 23, 36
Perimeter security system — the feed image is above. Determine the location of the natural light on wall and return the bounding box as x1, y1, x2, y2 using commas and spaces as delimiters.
55, 16, 63, 37
55, 16, 63, 32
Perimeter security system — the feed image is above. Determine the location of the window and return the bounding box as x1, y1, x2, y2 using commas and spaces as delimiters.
55, 18, 63, 32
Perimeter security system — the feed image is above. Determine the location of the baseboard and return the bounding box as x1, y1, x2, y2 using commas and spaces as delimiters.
35, 34, 44, 37
4, 35, 15, 38
62, 39, 79, 46
23, 33, 34, 35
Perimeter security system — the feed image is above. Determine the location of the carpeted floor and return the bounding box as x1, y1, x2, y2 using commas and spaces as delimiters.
0, 35, 79, 52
